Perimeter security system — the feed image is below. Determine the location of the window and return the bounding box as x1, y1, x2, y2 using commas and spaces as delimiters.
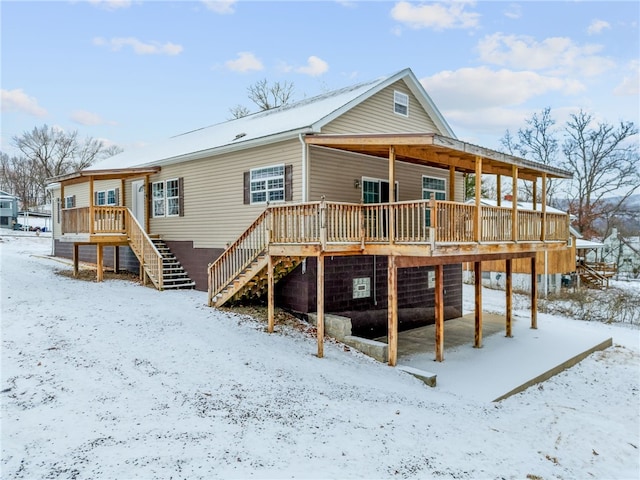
166, 179, 180, 216
95, 189, 117, 206
422, 176, 446, 201
152, 181, 165, 217
152, 179, 183, 217
250, 165, 285, 204
64, 196, 75, 209
96, 191, 106, 206
362, 178, 398, 204
422, 176, 446, 226
107, 189, 116, 205
393, 91, 409, 117
0, 200, 11, 209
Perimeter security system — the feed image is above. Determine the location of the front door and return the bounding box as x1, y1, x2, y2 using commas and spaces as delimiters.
131, 180, 146, 229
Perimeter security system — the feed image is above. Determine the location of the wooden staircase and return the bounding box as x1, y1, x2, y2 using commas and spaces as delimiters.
151, 238, 196, 290
208, 210, 305, 307
577, 263, 609, 289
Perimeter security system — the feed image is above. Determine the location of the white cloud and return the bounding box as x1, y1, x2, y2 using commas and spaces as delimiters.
477, 33, 615, 77
70, 110, 117, 126
201, 0, 237, 14
295, 56, 329, 77
87, 0, 132, 10
420, 67, 584, 111
587, 19, 611, 35
1, 89, 47, 117
614, 60, 640, 96
225, 52, 264, 73
390, 0, 480, 31
93, 37, 183, 56
503, 3, 522, 20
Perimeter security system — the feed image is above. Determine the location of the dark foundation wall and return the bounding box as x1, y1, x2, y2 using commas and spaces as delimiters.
54, 241, 140, 273
164, 241, 224, 291
275, 256, 464, 337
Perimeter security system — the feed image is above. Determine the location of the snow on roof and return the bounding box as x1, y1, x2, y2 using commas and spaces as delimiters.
89, 69, 423, 171
575, 239, 605, 249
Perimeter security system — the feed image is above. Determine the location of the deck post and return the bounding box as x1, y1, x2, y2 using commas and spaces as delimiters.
434, 264, 444, 362
387, 255, 397, 366
496, 174, 501, 206
388, 146, 396, 245
96, 244, 104, 283
511, 166, 518, 242
73, 243, 79, 277
89, 176, 95, 235
267, 255, 275, 333
474, 156, 482, 242
531, 256, 538, 329
532, 179, 537, 211
317, 255, 325, 358
113, 246, 120, 274
474, 261, 482, 348
505, 258, 513, 337
541, 174, 547, 241
449, 166, 456, 200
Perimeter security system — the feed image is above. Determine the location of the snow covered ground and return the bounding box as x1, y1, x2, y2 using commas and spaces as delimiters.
1, 233, 639, 479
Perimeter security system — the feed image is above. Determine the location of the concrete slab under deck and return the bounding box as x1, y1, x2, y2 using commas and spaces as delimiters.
377, 313, 612, 402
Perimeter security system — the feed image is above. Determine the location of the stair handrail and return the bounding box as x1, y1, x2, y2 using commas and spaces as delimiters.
208, 209, 270, 306
126, 209, 164, 290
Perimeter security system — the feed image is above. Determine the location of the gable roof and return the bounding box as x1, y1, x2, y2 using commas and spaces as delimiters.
87, 68, 455, 171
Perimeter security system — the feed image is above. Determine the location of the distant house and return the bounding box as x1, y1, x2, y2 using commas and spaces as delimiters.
588, 228, 640, 280
47, 67, 572, 364
0, 191, 19, 229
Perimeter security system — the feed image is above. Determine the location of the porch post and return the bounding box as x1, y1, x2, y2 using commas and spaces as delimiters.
531, 256, 538, 329
474, 156, 482, 242
387, 255, 398, 366
474, 261, 483, 348
541, 174, 547, 241
113, 246, 120, 274
449, 166, 456, 200
505, 259, 513, 337
434, 264, 444, 362
388, 146, 396, 245
496, 174, 501, 206
267, 255, 275, 333
89, 176, 95, 235
96, 244, 104, 282
511, 166, 518, 242
532, 179, 537, 211
144, 175, 150, 233
316, 255, 325, 358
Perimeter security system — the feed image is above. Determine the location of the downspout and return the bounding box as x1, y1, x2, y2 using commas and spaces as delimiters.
298, 133, 308, 202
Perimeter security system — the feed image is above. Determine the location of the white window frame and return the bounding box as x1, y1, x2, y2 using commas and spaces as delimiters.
64, 196, 74, 209
250, 164, 285, 204
393, 91, 409, 117
152, 181, 165, 218
422, 176, 447, 201
106, 189, 116, 206
165, 179, 180, 217
152, 179, 180, 217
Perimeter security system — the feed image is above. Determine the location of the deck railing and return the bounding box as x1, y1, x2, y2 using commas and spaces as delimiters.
126, 213, 164, 290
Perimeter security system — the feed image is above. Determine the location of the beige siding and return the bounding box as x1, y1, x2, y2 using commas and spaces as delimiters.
322, 80, 441, 135
309, 146, 464, 202
93, 179, 124, 204
148, 139, 302, 248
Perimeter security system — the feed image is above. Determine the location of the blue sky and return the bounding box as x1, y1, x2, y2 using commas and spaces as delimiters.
2, 0, 638, 156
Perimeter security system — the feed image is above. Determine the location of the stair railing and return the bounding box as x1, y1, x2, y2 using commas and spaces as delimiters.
577, 262, 608, 289
126, 210, 164, 290
208, 209, 270, 306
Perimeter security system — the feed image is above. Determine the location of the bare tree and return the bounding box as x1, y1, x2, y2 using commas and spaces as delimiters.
247, 79, 294, 111
7, 124, 116, 207
100, 144, 124, 159
228, 104, 252, 120
500, 107, 561, 205
562, 110, 639, 238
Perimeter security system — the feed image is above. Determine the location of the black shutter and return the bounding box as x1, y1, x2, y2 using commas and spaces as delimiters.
114, 188, 120, 205
178, 177, 184, 217
56, 198, 61, 224
243, 171, 250, 205
93, 192, 98, 206
72, 195, 76, 208
285, 164, 293, 201
148, 183, 153, 216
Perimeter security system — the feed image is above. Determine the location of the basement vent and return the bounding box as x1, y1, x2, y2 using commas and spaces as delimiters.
353, 277, 371, 299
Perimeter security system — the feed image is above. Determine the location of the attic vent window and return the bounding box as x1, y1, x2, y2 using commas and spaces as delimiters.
233, 132, 247, 141
393, 91, 409, 117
